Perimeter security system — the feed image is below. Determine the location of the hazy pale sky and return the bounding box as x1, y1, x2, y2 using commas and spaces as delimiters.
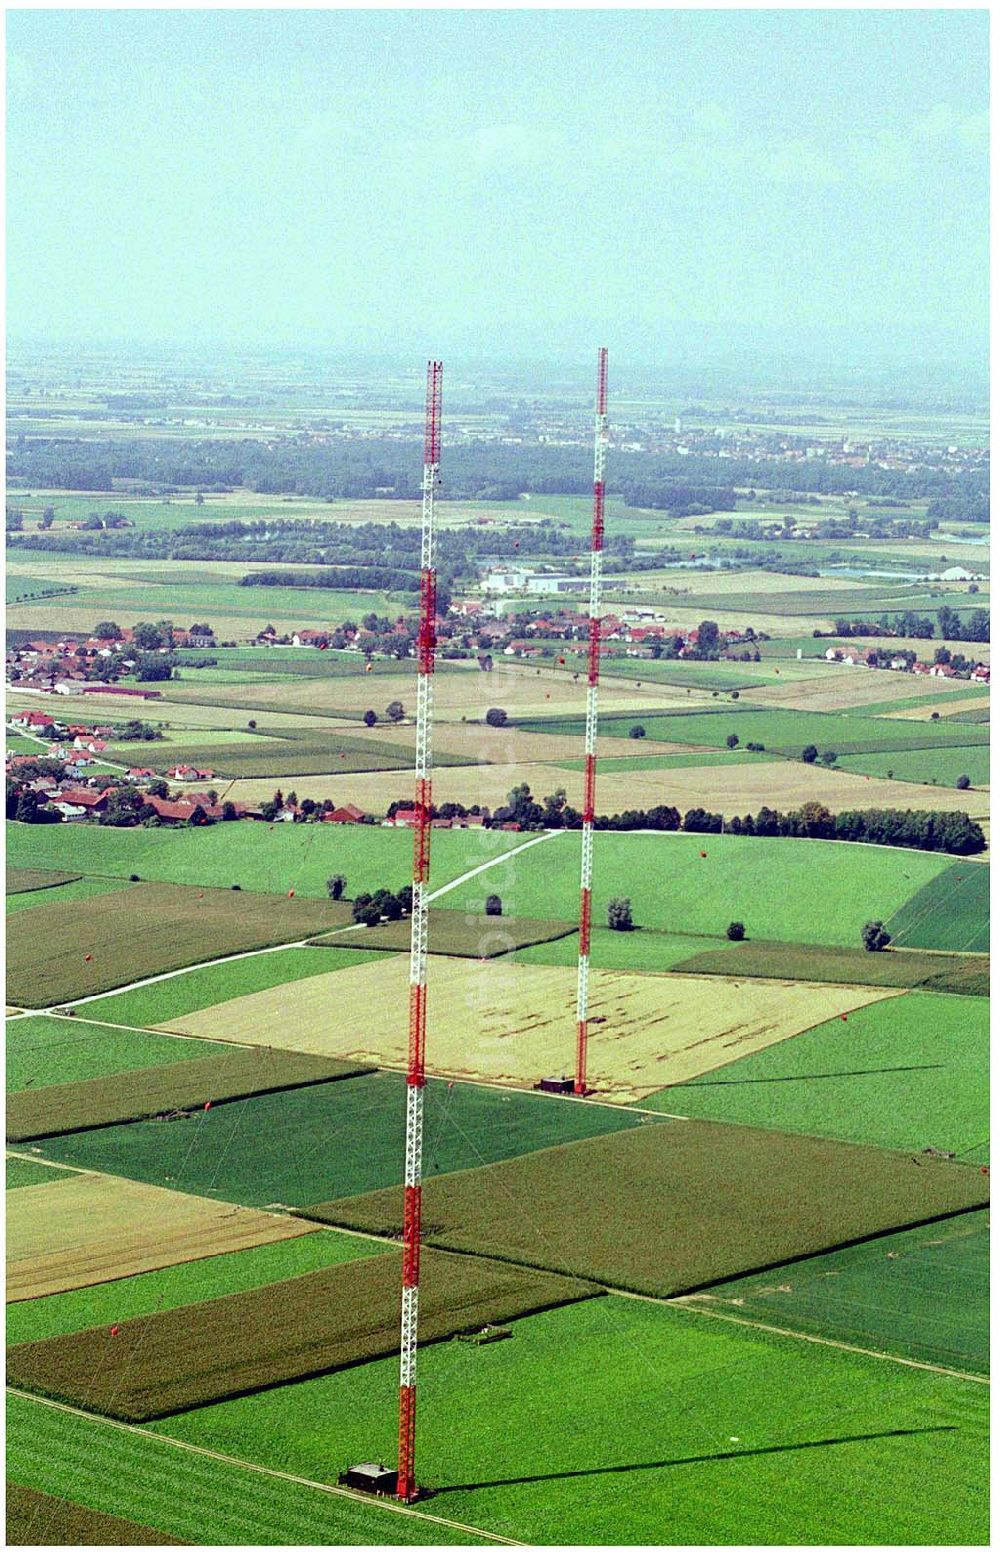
6, 8, 989, 365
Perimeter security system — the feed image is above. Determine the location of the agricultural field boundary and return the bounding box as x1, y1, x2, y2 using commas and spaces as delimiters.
6, 1482, 188, 1546
667, 1300, 989, 1385
6, 868, 81, 894
6, 881, 358, 1008
6, 1050, 374, 1141
305, 1120, 988, 1299
5, 1389, 515, 1545
6, 1250, 601, 1421
6, 830, 559, 1021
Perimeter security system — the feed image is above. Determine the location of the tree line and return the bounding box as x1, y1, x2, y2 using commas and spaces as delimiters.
7, 433, 987, 506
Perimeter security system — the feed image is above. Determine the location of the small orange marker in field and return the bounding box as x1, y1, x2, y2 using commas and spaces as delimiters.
84, 954, 92, 962
699, 851, 707, 859
204, 1101, 212, 1111
110, 1325, 120, 1337
288, 889, 295, 899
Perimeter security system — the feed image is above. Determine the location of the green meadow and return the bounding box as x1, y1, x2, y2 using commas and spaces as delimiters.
160, 1297, 989, 1545
6, 1016, 218, 1091
439, 831, 949, 947
691, 1209, 988, 1374
646, 992, 988, 1155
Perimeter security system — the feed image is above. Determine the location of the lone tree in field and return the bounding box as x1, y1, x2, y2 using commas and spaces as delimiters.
726, 921, 746, 941
726, 733, 739, 749
485, 893, 502, 916
956, 774, 971, 789
862, 919, 891, 953
327, 874, 346, 900
363, 709, 378, 728
385, 700, 405, 723
629, 724, 646, 739
802, 744, 818, 764
485, 707, 508, 727
607, 896, 634, 932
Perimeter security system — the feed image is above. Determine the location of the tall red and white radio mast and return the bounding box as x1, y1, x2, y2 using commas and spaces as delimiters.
574, 349, 608, 1096
396, 359, 442, 1502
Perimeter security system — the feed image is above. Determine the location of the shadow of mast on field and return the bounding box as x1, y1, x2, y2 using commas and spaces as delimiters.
434, 1426, 957, 1493
679, 1063, 945, 1087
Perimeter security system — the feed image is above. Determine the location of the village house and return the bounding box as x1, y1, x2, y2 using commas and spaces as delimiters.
323, 803, 367, 824
167, 764, 215, 782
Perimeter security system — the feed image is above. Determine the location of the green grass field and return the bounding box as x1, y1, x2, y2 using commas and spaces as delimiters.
601, 658, 841, 691
689, 1209, 988, 1374
159, 1297, 989, 1544
5, 817, 513, 899
887, 861, 989, 952
6, 1016, 218, 1092
79, 944, 388, 1027
522, 705, 990, 757
5, 1155, 78, 1190
644, 992, 988, 1155
835, 746, 989, 788
6, 1393, 465, 1546
438, 831, 949, 947
8, 1252, 598, 1421
16, 1071, 647, 1209
311, 1119, 987, 1299
6, 881, 355, 1006
5, 877, 136, 916
6, 1229, 379, 1346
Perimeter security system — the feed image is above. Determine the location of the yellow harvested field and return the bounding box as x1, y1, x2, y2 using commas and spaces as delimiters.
616, 569, 892, 599
6, 1172, 320, 1300
160, 954, 896, 1103
213, 754, 989, 820
748, 670, 927, 712
304, 719, 695, 762
180, 665, 668, 722
887, 695, 990, 722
